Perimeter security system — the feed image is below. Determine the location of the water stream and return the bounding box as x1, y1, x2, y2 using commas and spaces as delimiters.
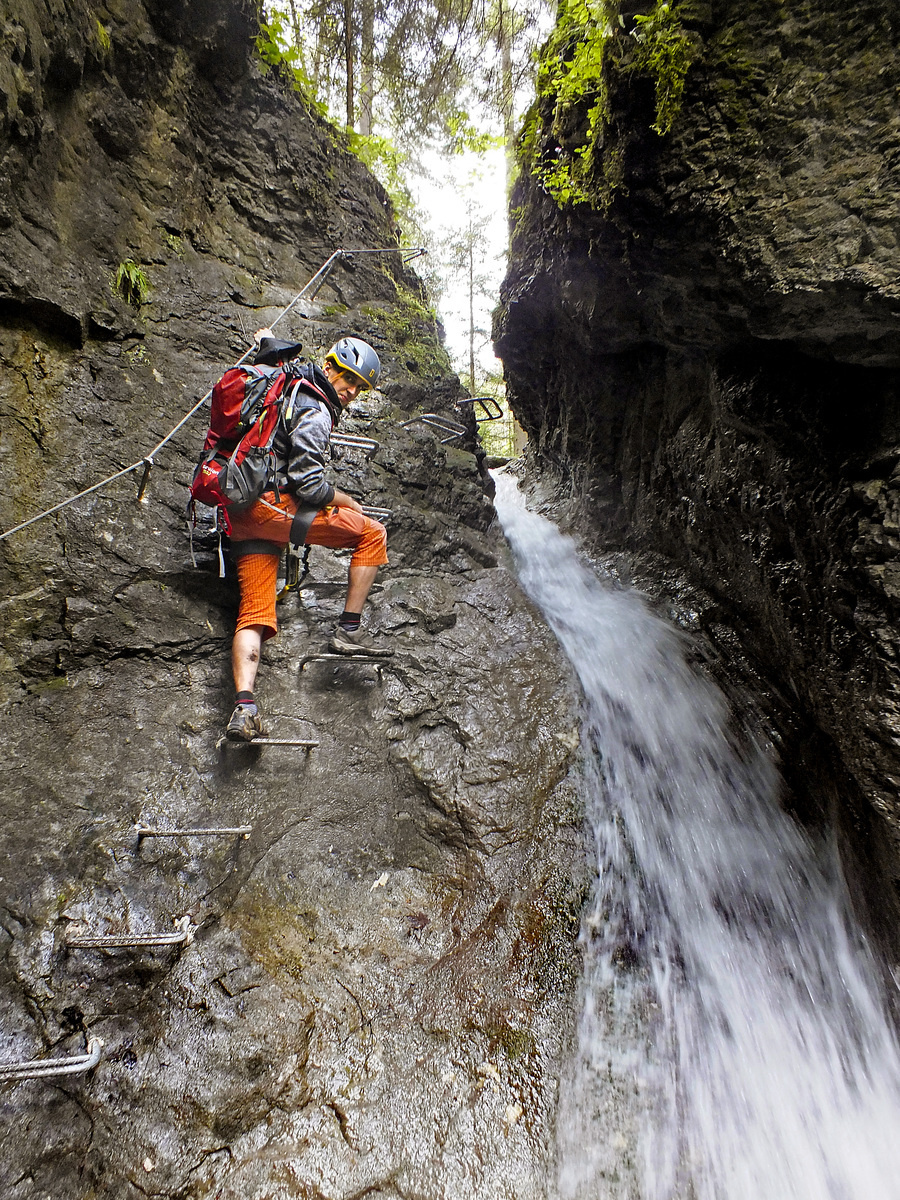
492, 472, 900, 1200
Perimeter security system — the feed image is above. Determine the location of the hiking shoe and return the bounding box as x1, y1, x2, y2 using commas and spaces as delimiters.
225, 703, 264, 741
328, 625, 395, 657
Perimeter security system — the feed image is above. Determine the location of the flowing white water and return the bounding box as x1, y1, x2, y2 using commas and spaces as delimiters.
493, 473, 900, 1200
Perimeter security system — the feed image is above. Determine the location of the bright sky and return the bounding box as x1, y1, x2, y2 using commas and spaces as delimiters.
411, 145, 509, 387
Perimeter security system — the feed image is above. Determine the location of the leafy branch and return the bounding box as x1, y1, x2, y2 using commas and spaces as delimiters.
522, 0, 698, 210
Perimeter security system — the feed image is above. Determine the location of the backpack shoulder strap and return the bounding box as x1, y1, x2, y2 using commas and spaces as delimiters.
280, 366, 332, 429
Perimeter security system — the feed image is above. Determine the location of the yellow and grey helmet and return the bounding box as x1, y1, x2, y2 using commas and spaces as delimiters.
325, 337, 381, 389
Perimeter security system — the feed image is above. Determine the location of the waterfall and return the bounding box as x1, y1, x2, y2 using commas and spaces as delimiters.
492, 472, 900, 1200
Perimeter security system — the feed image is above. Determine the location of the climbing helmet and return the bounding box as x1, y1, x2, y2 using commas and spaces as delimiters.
325, 337, 381, 389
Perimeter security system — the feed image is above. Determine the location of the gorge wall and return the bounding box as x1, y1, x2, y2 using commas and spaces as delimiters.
496, 0, 900, 951
0, 2, 585, 1196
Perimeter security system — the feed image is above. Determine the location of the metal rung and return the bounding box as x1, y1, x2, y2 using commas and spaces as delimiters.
0, 1037, 103, 1082
331, 433, 380, 455
361, 505, 392, 520
136, 824, 252, 839
458, 395, 504, 421
67, 916, 194, 950
402, 415, 467, 443
222, 738, 319, 748
136, 457, 154, 500
300, 652, 393, 669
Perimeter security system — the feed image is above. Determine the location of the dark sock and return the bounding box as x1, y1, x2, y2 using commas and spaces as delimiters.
235, 691, 255, 705
338, 611, 361, 631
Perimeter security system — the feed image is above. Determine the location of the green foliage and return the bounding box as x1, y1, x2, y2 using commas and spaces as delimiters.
114, 260, 150, 307
94, 17, 111, 57
523, 0, 698, 210
255, 8, 303, 71
344, 130, 433, 247
254, 10, 328, 116
525, 0, 619, 208
346, 131, 411, 213
445, 113, 504, 156
630, 1, 696, 135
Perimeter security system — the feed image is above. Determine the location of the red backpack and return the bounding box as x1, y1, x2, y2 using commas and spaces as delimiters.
190, 364, 290, 514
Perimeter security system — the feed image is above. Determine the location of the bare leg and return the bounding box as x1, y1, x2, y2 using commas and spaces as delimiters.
345, 564, 379, 613
232, 625, 264, 694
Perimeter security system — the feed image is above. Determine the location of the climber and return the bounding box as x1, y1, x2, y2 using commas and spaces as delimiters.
226, 329, 391, 742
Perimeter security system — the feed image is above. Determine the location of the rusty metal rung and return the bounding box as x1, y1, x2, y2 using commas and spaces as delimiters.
136, 824, 252, 839
136, 457, 154, 501
67, 916, 194, 950
331, 433, 379, 455
402, 415, 467, 443
0, 1037, 103, 1082
458, 395, 504, 421
300, 652, 393, 670
223, 738, 319, 748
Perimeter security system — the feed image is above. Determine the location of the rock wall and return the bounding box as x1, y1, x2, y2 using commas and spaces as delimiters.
0, 2, 585, 1195
496, 0, 900, 948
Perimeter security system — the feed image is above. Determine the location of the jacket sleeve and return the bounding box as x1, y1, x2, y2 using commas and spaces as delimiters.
281, 405, 335, 509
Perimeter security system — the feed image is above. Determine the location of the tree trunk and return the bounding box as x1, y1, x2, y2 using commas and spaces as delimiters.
312, 8, 327, 99
286, 0, 302, 49
344, 0, 355, 129
359, 0, 375, 136
468, 223, 476, 392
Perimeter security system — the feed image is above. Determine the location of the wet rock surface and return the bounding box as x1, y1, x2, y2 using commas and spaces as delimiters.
0, 1, 585, 1195
496, 0, 900, 949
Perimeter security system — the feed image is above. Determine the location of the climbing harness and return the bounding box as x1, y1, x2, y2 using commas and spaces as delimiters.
0, 1037, 103, 1083
0, 245, 424, 543
273, 503, 392, 601
67, 915, 195, 950
277, 543, 312, 600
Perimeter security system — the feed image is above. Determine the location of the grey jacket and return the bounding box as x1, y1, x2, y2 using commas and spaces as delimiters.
229, 366, 342, 555
273, 376, 340, 545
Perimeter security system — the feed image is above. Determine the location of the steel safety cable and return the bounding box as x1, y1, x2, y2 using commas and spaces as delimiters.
0, 245, 424, 543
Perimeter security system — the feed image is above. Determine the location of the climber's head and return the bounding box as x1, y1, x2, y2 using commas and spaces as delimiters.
324, 337, 381, 406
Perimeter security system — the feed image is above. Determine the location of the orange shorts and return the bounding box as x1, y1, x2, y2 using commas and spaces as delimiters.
232, 495, 388, 641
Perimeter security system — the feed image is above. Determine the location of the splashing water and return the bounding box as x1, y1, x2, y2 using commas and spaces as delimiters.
493, 472, 900, 1200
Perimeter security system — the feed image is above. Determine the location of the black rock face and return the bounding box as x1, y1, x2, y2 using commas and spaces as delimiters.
0, 1, 586, 1195
496, 0, 900, 948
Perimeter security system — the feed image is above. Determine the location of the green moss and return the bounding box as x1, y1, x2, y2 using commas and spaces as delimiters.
631, 2, 696, 134
25, 675, 69, 696
114, 260, 150, 306
232, 898, 316, 994
486, 1022, 537, 1061
94, 18, 111, 57
254, 10, 328, 119
522, 0, 699, 211
704, 24, 771, 130
362, 285, 452, 379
